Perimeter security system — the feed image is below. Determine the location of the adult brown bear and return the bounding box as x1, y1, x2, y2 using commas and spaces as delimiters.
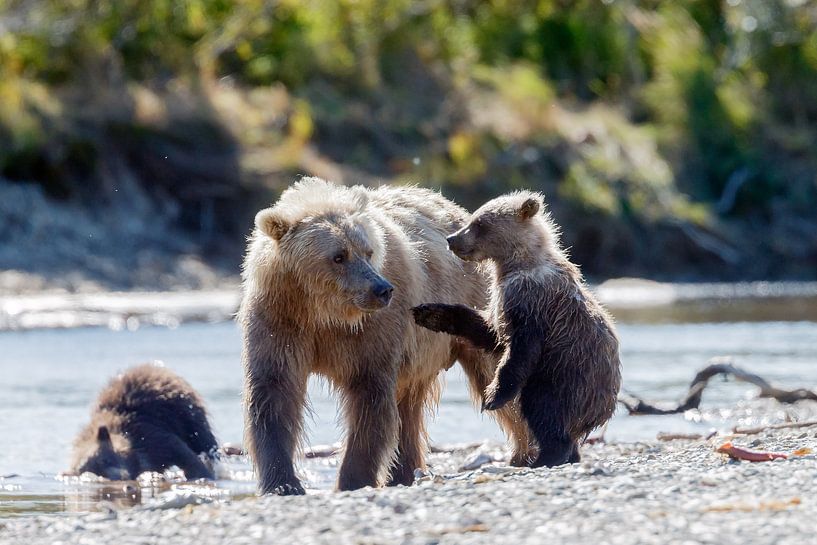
239, 178, 531, 495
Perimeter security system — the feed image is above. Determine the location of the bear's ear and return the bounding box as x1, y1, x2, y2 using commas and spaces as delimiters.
255, 208, 290, 241
350, 186, 369, 210
97, 426, 111, 444
517, 196, 541, 220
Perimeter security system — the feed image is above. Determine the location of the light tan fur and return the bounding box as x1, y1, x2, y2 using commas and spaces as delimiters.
239, 178, 531, 494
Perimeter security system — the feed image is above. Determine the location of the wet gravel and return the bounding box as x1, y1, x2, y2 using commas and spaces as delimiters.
3, 428, 816, 545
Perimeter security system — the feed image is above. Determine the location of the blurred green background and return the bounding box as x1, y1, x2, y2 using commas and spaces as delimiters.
1, 0, 816, 289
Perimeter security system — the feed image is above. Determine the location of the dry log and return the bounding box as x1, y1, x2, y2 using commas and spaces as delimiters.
657, 430, 718, 441
619, 357, 817, 416
733, 420, 817, 435
304, 444, 340, 458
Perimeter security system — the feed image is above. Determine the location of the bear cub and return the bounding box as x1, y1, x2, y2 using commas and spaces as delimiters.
413, 191, 621, 467
70, 364, 218, 480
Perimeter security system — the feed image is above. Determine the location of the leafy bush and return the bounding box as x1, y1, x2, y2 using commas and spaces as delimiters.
0, 0, 815, 278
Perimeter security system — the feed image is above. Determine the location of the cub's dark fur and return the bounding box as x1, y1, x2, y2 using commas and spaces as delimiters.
413, 191, 621, 467
70, 364, 218, 480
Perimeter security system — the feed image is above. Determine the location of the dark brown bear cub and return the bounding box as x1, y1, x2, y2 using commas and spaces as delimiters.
413, 191, 621, 467
70, 364, 218, 480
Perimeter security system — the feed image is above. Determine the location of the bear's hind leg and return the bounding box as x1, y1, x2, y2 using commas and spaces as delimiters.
386, 381, 432, 487
457, 345, 536, 466
165, 434, 216, 480
179, 410, 218, 459
520, 380, 574, 468
568, 441, 581, 463
134, 426, 216, 480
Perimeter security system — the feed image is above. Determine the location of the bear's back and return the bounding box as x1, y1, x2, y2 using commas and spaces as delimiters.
370, 186, 468, 238
369, 185, 488, 309
504, 266, 620, 436
95, 364, 217, 455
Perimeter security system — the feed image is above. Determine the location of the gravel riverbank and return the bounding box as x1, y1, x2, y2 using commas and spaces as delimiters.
3, 427, 816, 545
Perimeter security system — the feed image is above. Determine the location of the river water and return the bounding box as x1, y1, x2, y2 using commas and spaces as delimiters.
1, 288, 815, 517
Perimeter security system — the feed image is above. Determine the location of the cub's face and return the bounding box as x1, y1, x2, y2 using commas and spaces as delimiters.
256, 208, 393, 320
74, 426, 132, 480
447, 195, 542, 263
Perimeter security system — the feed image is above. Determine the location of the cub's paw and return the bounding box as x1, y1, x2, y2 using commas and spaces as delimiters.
509, 448, 536, 468
412, 304, 455, 334
481, 379, 517, 412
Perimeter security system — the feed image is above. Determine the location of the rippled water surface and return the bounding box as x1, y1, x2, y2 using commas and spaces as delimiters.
1, 293, 816, 516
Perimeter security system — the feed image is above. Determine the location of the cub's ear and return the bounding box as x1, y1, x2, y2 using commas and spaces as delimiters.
350, 186, 369, 210
97, 426, 111, 443
518, 196, 541, 220
255, 208, 290, 241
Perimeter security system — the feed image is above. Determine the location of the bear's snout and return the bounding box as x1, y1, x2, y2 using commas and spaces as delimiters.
446, 231, 474, 260
372, 280, 394, 307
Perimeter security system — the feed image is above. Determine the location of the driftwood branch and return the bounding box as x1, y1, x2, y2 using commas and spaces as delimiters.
733, 419, 817, 435
619, 358, 817, 416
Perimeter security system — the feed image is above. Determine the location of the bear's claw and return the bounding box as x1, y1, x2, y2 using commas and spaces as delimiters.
266, 482, 306, 496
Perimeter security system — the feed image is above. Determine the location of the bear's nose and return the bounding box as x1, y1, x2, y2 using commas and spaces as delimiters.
373, 282, 394, 305
446, 233, 466, 254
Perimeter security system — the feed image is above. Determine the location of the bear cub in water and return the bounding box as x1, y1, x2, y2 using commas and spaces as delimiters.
413, 191, 621, 467
70, 364, 218, 480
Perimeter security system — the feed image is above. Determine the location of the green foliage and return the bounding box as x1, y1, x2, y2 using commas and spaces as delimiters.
0, 0, 816, 277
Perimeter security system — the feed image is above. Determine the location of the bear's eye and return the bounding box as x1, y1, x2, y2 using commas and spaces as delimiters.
333, 253, 345, 264
365, 249, 374, 260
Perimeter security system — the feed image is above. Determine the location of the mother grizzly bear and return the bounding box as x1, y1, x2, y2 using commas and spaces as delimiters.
240, 177, 531, 495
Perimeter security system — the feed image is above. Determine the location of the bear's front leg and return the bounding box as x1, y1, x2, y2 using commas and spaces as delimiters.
337, 372, 399, 491
244, 367, 308, 495
243, 314, 309, 496
483, 328, 542, 412
412, 303, 501, 353
483, 306, 546, 412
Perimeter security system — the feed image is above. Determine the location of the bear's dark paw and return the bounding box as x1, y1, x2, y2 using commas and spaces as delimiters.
509, 449, 536, 468
412, 304, 455, 334
481, 397, 509, 412
481, 380, 517, 412
385, 467, 415, 487
264, 482, 306, 496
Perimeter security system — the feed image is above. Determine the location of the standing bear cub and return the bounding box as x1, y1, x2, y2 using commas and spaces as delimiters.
70, 364, 218, 480
413, 191, 621, 467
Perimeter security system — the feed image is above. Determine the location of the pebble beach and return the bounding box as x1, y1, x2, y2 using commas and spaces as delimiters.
3, 426, 816, 545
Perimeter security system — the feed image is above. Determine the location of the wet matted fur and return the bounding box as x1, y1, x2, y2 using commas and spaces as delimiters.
413, 191, 621, 467
70, 363, 218, 480
239, 177, 533, 495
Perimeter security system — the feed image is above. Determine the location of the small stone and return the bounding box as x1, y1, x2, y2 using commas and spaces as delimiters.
460, 451, 492, 471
